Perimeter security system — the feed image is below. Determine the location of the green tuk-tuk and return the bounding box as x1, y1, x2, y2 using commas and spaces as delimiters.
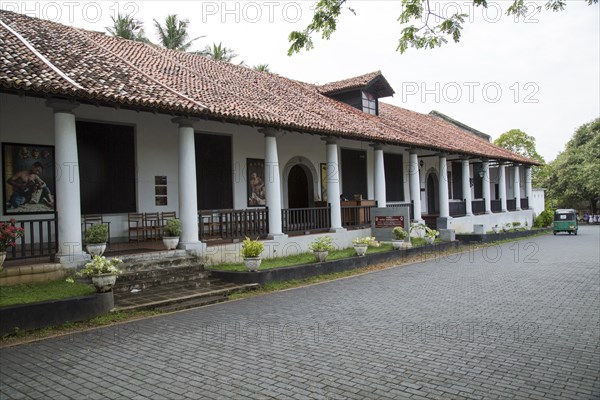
553, 209, 578, 235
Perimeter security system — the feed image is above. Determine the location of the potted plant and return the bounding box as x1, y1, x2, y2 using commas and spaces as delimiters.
391, 226, 411, 250
241, 237, 264, 272
78, 255, 122, 293
503, 223, 511, 232
410, 222, 427, 238
308, 236, 335, 262
424, 227, 439, 244
163, 218, 182, 250
352, 236, 377, 256
0, 219, 25, 271
492, 224, 500, 234
85, 223, 108, 256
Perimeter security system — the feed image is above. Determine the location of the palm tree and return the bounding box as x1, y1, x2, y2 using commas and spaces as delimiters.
106, 13, 150, 43
153, 14, 202, 51
253, 64, 272, 73
201, 42, 239, 62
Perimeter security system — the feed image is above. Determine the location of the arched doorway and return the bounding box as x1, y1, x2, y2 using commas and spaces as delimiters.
288, 165, 311, 209
427, 172, 438, 214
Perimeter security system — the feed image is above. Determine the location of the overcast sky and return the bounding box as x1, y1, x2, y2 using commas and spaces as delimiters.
3, 0, 598, 161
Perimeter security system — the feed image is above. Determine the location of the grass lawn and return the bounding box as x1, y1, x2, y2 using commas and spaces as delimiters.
0, 280, 96, 308
209, 243, 395, 272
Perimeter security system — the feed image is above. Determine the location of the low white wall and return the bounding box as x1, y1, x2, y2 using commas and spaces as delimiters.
202, 228, 371, 265
449, 210, 535, 234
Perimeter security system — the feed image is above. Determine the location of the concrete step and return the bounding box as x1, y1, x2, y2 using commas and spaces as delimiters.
113, 264, 211, 293
119, 255, 200, 273
113, 282, 259, 312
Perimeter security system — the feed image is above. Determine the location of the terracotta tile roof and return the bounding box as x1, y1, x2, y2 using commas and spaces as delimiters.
0, 10, 538, 165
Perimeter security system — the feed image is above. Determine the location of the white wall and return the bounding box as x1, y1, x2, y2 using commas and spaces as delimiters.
450, 209, 535, 233
531, 188, 546, 216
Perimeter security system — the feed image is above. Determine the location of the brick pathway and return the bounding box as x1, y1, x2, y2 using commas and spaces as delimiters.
1, 226, 599, 399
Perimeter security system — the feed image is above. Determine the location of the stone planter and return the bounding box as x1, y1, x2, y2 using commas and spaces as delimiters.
86, 243, 106, 256
243, 257, 262, 272
0, 251, 6, 271
91, 273, 117, 293
162, 236, 180, 250
354, 244, 368, 257
313, 251, 328, 262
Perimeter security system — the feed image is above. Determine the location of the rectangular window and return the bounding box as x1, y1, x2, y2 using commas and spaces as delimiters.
195, 133, 233, 210
384, 153, 404, 202
451, 162, 463, 200
76, 121, 136, 214
361, 91, 378, 115
341, 148, 368, 200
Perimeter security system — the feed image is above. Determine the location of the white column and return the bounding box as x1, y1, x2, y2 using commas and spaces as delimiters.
525, 166, 533, 207
462, 158, 473, 216
174, 117, 202, 250
409, 151, 423, 221
498, 162, 507, 212
403, 150, 411, 203
482, 160, 492, 214
324, 138, 343, 231
514, 164, 521, 211
262, 129, 284, 237
47, 99, 86, 263
372, 144, 386, 207
438, 154, 449, 218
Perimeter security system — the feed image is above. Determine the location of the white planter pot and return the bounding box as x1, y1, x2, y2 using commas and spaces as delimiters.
313, 251, 328, 262
354, 244, 368, 257
492, 227, 499, 234
0, 251, 6, 271
86, 243, 107, 256
91, 273, 117, 293
244, 257, 262, 272
162, 236, 180, 250
392, 240, 411, 250
425, 237, 435, 245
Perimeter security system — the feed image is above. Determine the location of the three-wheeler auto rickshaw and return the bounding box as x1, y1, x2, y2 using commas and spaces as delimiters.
553, 209, 578, 235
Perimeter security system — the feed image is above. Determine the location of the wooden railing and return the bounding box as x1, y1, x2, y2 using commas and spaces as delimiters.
341, 205, 374, 228
491, 199, 502, 213
199, 208, 268, 240
507, 199, 517, 211
282, 206, 331, 234
472, 199, 486, 215
520, 198, 529, 210
4, 214, 58, 260
449, 201, 466, 217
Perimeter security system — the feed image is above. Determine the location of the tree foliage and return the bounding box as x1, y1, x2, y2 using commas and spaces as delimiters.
201, 42, 239, 62
542, 118, 600, 213
494, 129, 546, 186
106, 13, 150, 43
288, 0, 598, 55
153, 14, 202, 51
253, 64, 273, 73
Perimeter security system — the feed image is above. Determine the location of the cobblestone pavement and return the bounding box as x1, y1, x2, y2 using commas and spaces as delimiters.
1, 226, 599, 399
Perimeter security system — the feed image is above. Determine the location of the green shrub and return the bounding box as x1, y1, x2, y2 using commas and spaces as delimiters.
241, 237, 264, 258
164, 218, 182, 237
85, 224, 108, 244
392, 226, 408, 240
308, 236, 335, 252
534, 209, 554, 228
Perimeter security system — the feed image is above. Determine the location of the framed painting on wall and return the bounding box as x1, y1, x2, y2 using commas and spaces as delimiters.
320, 163, 328, 202
247, 158, 266, 207
2, 143, 56, 215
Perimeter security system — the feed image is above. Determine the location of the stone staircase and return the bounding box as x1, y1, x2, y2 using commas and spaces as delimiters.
112, 251, 257, 312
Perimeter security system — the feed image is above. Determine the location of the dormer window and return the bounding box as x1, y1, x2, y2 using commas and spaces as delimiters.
362, 91, 377, 115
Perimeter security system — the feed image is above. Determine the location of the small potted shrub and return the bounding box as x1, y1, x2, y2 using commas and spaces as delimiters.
492, 224, 500, 234
391, 226, 410, 250
352, 236, 377, 256
0, 219, 24, 271
85, 224, 108, 256
410, 222, 427, 238
78, 255, 122, 293
424, 227, 439, 244
241, 237, 264, 272
503, 223, 511, 232
308, 236, 335, 262
163, 218, 182, 250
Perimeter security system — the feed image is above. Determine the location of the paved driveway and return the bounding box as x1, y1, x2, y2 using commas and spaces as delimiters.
1, 226, 599, 399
